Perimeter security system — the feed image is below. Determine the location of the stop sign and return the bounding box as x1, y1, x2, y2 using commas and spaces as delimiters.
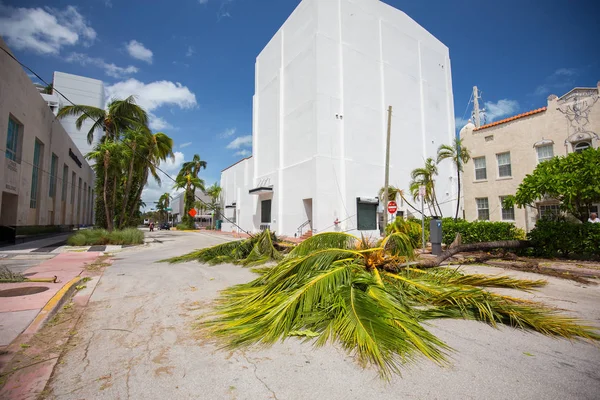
387, 201, 398, 214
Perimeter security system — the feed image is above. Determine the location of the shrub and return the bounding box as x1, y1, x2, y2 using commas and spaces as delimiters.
527, 219, 600, 259
440, 218, 525, 245
66, 228, 143, 246
176, 223, 195, 231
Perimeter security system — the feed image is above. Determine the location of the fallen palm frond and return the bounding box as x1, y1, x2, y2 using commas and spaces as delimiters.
160, 229, 284, 266
0, 267, 26, 282
0, 267, 58, 283
198, 231, 600, 379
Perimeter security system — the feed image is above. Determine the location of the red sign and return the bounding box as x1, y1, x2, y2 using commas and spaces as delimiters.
387, 201, 398, 214
188, 209, 197, 218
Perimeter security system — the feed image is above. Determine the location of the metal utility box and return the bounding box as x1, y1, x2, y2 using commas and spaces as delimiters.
429, 218, 443, 256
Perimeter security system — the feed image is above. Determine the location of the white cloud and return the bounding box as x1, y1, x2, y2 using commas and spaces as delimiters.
104, 1, 113, 8
105, 79, 197, 112
198, 0, 209, 4
219, 127, 236, 138
141, 151, 185, 205
66, 53, 138, 78
125, 40, 153, 64
234, 149, 250, 157
483, 99, 519, 122
148, 114, 172, 131
186, 46, 195, 57
180, 142, 192, 149
455, 117, 469, 129
226, 135, 252, 149
531, 68, 578, 97
0, 4, 96, 54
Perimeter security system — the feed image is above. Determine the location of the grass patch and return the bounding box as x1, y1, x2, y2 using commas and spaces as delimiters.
67, 228, 144, 246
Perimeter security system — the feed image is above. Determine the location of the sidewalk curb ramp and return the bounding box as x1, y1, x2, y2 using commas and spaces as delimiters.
0, 274, 102, 399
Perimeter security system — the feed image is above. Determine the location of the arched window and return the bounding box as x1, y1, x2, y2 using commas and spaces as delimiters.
574, 141, 591, 153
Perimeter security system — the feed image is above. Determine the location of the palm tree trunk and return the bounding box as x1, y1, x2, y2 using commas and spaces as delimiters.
119, 143, 136, 228
103, 152, 113, 232
128, 168, 149, 223
454, 167, 461, 221
432, 186, 443, 218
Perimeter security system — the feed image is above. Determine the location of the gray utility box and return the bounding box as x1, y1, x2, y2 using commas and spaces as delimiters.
429, 218, 443, 256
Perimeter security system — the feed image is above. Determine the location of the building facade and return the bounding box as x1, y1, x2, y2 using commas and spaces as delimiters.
0, 37, 95, 237
170, 190, 212, 226
221, 0, 456, 238
461, 83, 600, 231
52, 72, 105, 159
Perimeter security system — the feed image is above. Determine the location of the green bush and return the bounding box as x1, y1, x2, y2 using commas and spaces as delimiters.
527, 219, 600, 259
176, 223, 195, 231
67, 228, 144, 246
440, 218, 525, 245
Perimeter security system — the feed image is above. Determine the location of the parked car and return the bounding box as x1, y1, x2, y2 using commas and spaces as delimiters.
159, 223, 170, 231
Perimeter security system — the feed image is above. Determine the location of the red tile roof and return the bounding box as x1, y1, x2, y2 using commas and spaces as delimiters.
474, 107, 547, 131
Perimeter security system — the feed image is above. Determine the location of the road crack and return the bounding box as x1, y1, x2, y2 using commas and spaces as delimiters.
81, 331, 96, 374
242, 353, 278, 400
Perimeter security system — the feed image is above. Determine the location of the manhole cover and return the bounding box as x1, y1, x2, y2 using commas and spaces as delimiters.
0, 286, 49, 297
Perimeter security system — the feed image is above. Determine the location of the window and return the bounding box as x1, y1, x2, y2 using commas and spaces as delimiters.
261, 200, 272, 223
473, 157, 487, 180
574, 141, 591, 153
357, 198, 378, 230
476, 197, 489, 220
49, 154, 58, 198
496, 152, 512, 177
6, 117, 20, 162
30, 140, 43, 208
539, 204, 560, 220
61, 165, 69, 201
500, 196, 515, 221
536, 144, 554, 163
71, 172, 76, 205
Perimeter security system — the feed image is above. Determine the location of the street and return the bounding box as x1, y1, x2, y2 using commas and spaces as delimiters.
45, 231, 600, 400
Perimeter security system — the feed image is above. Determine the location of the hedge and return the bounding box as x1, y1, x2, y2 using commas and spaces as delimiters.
439, 218, 525, 245
67, 228, 144, 246
527, 219, 600, 259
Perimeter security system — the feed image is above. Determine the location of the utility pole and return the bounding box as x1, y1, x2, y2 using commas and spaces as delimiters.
472, 86, 481, 128
383, 105, 392, 229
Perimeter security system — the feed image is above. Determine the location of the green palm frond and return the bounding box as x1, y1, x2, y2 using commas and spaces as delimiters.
160, 230, 283, 266
288, 232, 358, 257
166, 224, 600, 379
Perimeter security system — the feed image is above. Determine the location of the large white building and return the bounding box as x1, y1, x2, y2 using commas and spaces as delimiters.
1, 37, 95, 242
51, 72, 105, 158
221, 0, 456, 238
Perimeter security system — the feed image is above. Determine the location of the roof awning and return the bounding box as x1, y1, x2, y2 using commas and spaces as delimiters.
249, 186, 273, 195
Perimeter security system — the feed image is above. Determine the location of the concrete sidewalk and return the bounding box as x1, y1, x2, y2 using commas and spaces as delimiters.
0, 252, 101, 350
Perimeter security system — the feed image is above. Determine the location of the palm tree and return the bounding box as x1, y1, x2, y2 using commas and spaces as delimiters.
86, 141, 123, 231
57, 95, 148, 144
180, 154, 207, 178
410, 158, 442, 217
174, 173, 205, 227
378, 185, 423, 218
158, 192, 171, 223
206, 182, 222, 229
163, 232, 600, 379
437, 138, 471, 221
127, 132, 175, 224
118, 127, 152, 228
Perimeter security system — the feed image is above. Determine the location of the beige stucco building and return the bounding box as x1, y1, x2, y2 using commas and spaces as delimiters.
0, 37, 95, 241
461, 82, 600, 231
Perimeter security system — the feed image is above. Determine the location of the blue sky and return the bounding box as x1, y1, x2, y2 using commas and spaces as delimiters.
1, 0, 599, 206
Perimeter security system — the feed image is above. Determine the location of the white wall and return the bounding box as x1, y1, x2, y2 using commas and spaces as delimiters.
53, 72, 105, 159
222, 0, 456, 238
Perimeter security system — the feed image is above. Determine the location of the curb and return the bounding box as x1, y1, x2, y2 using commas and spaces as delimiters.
21, 276, 84, 338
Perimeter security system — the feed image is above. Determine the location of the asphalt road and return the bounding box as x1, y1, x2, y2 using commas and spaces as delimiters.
46, 231, 600, 399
